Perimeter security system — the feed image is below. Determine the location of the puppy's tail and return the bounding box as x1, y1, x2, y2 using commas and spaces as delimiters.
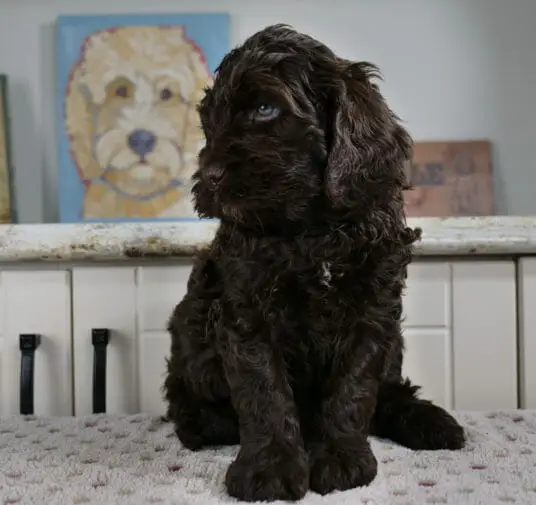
370, 379, 465, 450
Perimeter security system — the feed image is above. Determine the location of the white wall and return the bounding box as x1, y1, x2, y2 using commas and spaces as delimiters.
0, 0, 535, 222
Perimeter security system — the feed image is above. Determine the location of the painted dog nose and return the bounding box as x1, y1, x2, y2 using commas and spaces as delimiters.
128, 129, 156, 157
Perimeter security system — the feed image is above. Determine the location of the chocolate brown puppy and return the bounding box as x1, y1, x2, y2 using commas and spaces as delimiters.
164, 24, 465, 503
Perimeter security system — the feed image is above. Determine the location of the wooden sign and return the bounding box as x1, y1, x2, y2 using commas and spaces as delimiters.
403, 140, 494, 217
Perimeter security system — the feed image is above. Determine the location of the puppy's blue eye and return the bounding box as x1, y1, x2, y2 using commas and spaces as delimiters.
252, 104, 280, 121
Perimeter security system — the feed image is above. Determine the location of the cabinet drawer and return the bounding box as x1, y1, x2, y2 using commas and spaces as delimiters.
403, 263, 450, 327
138, 264, 194, 331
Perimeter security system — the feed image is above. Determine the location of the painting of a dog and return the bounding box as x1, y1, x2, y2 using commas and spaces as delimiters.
56, 14, 229, 222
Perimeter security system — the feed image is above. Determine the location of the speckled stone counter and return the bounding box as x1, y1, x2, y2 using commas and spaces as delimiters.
0, 216, 535, 263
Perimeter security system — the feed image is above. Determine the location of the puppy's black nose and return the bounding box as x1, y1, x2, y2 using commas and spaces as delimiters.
128, 129, 156, 157
202, 165, 224, 189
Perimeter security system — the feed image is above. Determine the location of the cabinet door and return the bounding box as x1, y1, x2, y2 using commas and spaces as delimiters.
0, 270, 72, 416
403, 327, 452, 409
136, 264, 192, 415
402, 260, 517, 411
71, 260, 517, 415
519, 258, 536, 408
72, 264, 193, 416
402, 263, 452, 409
451, 261, 517, 410
72, 267, 137, 416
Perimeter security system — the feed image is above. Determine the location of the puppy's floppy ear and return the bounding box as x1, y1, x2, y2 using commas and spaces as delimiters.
325, 61, 413, 209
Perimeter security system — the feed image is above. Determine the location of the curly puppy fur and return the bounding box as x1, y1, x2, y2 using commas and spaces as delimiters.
163, 24, 465, 502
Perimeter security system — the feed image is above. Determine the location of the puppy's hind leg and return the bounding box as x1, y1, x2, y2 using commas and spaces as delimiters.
370, 379, 466, 450
163, 256, 240, 451
164, 374, 239, 451
163, 322, 240, 451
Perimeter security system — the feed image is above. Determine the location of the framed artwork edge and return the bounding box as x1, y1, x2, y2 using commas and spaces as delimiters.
0, 75, 15, 224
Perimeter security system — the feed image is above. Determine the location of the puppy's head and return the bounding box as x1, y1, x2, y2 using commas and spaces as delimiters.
194, 24, 412, 231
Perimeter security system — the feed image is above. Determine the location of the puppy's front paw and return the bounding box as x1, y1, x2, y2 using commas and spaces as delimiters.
309, 439, 377, 495
225, 443, 309, 502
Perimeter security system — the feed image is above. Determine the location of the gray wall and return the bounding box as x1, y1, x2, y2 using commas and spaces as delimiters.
1, 0, 535, 222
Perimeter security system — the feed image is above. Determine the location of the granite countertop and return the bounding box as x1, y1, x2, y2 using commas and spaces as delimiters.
0, 216, 534, 263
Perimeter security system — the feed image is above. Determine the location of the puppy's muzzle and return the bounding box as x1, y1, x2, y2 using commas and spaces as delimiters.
202, 165, 224, 190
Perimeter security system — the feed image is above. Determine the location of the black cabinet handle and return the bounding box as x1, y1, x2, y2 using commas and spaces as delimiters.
92, 328, 110, 414
19, 334, 41, 415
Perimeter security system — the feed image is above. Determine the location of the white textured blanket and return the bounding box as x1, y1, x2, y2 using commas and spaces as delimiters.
1, 410, 535, 505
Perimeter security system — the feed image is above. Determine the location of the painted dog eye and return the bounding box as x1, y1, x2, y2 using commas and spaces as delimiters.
160, 88, 173, 101
116, 86, 129, 98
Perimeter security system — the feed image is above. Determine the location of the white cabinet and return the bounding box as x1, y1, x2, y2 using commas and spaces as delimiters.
72, 267, 138, 416
0, 270, 72, 416
402, 260, 517, 411
518, 258, 536, 408
403, 262, 452, 409
451, 261, 517, 411
136, 265, 191, 415
71, 264, 192, 416
70, 259, 518, 416
0, 259, 520, 417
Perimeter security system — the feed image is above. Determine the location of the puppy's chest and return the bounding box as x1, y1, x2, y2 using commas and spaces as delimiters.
222, 252, 361, 318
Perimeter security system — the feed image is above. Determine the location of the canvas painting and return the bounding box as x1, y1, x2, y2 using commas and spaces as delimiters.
0, 75, 13, 224
403, 140, 495, 217
56, 13, 229, 222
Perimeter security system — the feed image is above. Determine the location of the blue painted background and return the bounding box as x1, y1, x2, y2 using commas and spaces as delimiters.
56, 13, 229, 223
